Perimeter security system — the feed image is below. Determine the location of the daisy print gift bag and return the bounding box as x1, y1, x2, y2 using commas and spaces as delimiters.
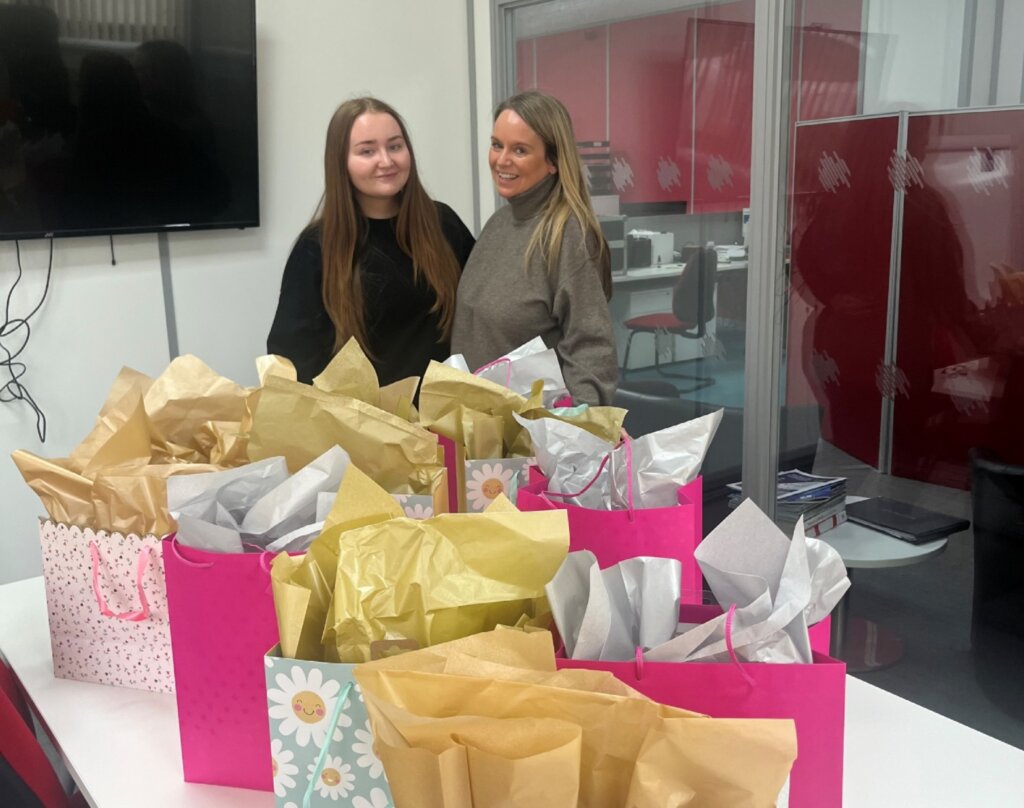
265, 646, 391, 808
463, 457, 533, 513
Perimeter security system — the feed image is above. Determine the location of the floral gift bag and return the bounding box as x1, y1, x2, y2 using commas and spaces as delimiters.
463, 457, 533, 513
265, 645, 391, 808
391, 494, 436, 520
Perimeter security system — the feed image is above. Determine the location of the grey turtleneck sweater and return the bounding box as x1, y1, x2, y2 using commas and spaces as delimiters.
451, 175, 618, 406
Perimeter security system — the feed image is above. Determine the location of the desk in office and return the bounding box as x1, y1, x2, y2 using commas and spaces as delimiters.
610, 260, 747, 370
610, 258, 748, 286
4, 574, 1024, 807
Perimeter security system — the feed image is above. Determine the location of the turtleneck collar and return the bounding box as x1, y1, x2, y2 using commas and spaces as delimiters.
508, 173, 558, 222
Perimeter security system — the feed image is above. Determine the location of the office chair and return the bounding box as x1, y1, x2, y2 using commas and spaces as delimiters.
970, 448, 1024, 639
621, 246, 718, 393
969, 448, 1024, 721
0, 660, 87, 808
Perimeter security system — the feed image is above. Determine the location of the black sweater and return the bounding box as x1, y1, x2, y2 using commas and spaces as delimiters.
267, 202, 475, 385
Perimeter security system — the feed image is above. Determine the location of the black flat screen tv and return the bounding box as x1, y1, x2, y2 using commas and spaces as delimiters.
0, 0, 259, 240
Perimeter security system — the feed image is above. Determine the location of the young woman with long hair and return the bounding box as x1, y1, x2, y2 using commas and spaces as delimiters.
268, 97, 474, 383
451, 90, 617, 405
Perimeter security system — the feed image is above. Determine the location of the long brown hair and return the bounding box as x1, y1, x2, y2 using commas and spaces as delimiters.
495, 91, 611, 299
311, 97, 461, 355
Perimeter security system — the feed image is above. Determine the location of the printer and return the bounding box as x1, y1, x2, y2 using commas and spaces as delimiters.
627, 231, 675, 268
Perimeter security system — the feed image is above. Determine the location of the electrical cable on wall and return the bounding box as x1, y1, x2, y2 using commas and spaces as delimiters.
0, 239, 54, 442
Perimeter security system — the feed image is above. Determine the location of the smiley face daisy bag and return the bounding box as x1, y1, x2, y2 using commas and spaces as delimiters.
264, 647, 393, 807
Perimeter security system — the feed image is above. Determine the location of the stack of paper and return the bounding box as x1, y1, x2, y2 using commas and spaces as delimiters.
728, 469, 847, 537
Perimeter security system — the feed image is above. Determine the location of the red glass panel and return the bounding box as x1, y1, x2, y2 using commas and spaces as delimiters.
534, 26, 607, 142
787, 115, 900, 467
608, 11, 693, 205
892, 109, 1024, 488
691, 1, 754, 213
516, 38, 535, 91
797, 0, 862, 121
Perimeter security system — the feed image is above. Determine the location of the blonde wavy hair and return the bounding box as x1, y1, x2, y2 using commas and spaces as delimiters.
495, 91, 611, 299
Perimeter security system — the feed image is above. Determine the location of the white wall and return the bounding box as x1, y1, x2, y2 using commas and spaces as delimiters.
862, 0, 966, 113
474, 0, 499, 225
1, 0, 475, 585
996, 1, 1024, 105
0, 237, 170, 584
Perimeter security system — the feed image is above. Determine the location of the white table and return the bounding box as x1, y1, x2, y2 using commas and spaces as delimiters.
3, 576, 1024, 807
819, 498, 949, 569
820, 497, 949, 670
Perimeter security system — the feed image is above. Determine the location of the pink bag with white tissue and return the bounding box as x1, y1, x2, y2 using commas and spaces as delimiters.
517, 469, 705, 604
557, 603, 845, 808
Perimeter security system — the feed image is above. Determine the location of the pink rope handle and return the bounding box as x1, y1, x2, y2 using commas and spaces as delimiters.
473, 356, 513, 387
259, 550, 275, 576
89, 541, 152, 622
543, 436, 635, 520
543, 453, 611, 500
634, 645, 645, 680
168, 533, 215, 569
724, 603, 755, 687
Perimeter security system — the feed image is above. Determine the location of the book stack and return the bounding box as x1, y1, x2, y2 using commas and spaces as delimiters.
728, 469, 848, 537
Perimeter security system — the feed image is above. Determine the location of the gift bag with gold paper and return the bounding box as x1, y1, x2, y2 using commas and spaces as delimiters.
12, 356, 256, 693
353, 628, 797, 808
254, 339, 449, 515
269, 465, 568, 664
418, 360, 626, 512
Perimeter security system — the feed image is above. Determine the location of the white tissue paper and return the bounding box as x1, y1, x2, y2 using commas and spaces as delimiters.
547, 552, 682, 661
166, 446, 350, 553
547, 499, 850, 665
513, 409, 722, 510
446, 336, 570, 406
649, 498, 850, 664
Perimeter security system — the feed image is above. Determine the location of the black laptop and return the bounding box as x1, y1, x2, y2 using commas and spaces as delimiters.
846, 497, 970, 544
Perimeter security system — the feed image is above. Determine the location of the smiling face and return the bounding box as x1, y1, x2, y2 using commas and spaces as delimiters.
347, 111, 411, 217
291, 690, 326, 724
489, 109, 557, 199
321, 767, 341, 787
481, 478, 504, 499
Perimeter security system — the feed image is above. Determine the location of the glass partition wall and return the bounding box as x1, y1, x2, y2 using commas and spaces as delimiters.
492, 0, 1024, 750
496, 0, 763, 537
782, 0, 1024, 749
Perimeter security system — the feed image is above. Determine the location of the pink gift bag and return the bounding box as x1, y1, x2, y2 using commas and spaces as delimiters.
517, 474, 706, 604
39, 520, 174, 693
557, 604, 846, 808
163, 538, 289, 791
436, 433, 460, 514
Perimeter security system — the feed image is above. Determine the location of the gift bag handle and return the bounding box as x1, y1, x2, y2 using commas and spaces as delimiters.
303, 682, 391, 808
724, 603, 755, 687
631, 603, 754, 687
474, 355, 513, 386
169, 536, 277, 594
543, 436, 635, 521
88, 541, 152, 622
168, 534, 215, 569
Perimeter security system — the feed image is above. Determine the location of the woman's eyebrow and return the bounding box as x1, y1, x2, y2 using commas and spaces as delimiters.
492, 138, 531, 148
352, 135, 404, 147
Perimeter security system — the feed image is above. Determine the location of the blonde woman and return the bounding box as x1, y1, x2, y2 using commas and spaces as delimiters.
452, 91, 617, 405
268, 97, 474, 383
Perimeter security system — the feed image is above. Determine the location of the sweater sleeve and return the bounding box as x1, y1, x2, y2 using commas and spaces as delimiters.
551, 221, 620, 406
267, 233, 336, 383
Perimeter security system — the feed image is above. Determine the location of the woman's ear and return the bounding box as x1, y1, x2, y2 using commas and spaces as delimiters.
546, 157, 558, 175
